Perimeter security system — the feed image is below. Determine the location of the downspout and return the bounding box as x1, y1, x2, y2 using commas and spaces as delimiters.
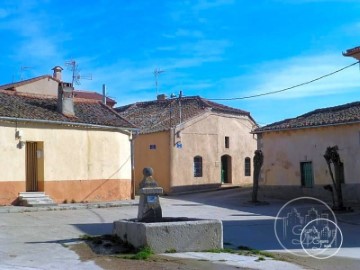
130, 131, 136, 199
169, 127, 175, 193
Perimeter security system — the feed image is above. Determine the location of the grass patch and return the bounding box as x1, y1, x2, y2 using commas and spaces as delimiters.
124, 246, 154, 260
256, 256, 265, 262
165, 248, 177, 253
237, 246, 275, 259
203, 246, 276, 260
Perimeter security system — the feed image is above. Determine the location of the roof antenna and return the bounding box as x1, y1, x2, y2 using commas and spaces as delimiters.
154, 68, 165, 96
19, 66, 32, 81
65, 60, 92, 86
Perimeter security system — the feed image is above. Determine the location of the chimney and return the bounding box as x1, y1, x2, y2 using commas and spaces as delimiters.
157, 94, 167, 100
52, 66, 63, 81
57, 82, 75, 117
102, 84, 107, 105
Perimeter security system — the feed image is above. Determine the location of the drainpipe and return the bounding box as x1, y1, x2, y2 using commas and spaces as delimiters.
130, 131, 136, 199
169, 127, 175, 193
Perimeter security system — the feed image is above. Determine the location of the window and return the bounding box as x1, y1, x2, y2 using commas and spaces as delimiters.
245, 157, 251, 176
300, 162, 313, 187
149, 144, 156, 150
225, 136, 230, 148
194, 156, 203, 177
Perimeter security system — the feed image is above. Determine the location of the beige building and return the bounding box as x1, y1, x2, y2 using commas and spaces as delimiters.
116, 95, 258, 194
0, 66, 117, 107
0, 69, 135, 205
252, 101, 360, 203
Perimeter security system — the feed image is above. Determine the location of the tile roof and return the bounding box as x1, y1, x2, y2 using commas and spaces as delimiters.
253, 101, 360, 133
74, 90, 117, 107
0, 90, 135, 129
343, 46, 360, 57
116, 96, 255, 134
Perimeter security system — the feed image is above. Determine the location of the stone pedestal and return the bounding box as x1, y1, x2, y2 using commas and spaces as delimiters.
138, 187, 163, 222
137, 167, 163, 222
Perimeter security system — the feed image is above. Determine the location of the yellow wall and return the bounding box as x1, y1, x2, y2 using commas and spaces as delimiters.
0, 121, 131, 204
259, 124, 360, 186
16, 77, 58, 96
171, 113, 257, 189
132, 112, 257, 193
133, 131, 170, 192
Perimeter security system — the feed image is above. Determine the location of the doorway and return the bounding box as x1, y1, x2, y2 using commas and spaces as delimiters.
26, 142, 44, 192
221, 155, 232, 184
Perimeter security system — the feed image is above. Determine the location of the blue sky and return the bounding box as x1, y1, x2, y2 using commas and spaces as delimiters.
0, 0, 359, 126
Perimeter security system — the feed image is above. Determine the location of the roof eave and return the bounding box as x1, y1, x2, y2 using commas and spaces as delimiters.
0, 116, 139, 134
252, 120, 360, 134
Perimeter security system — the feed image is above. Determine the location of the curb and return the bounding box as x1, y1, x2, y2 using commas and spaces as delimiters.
0, 200, 139, 214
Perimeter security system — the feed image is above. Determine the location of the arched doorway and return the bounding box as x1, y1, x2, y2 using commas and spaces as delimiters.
221, 155, 232, 184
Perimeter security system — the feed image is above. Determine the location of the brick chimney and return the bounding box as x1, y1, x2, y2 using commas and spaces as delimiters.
57, 82, 75, 117
52, 66, 63, 81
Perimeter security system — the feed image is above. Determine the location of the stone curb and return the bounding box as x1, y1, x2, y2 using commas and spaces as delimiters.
0, 200, 139, 214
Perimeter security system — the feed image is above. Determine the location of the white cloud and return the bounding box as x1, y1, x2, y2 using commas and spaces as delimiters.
219, 53, 360, 100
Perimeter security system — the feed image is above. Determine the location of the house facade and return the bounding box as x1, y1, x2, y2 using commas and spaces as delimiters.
116, 95, 258, 194
0, 71, 135, 205
252, 101, 360, 203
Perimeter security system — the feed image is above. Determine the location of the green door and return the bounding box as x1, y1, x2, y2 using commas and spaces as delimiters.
300, 162, 313, 188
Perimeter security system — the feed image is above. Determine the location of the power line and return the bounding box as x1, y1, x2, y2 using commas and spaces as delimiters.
207, 61, 360, 101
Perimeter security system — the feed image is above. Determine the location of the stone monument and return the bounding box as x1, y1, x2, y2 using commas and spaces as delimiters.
113, 167, 223, 253
137, 167, 163, 222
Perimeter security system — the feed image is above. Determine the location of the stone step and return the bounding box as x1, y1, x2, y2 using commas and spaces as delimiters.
18, 192, 46, 198
18, 192, 57, 207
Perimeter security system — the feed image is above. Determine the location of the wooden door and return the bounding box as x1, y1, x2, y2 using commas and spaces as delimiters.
26, 142, 38, 192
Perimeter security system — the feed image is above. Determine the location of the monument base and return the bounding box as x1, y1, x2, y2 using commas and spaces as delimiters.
113, 217, 223, 253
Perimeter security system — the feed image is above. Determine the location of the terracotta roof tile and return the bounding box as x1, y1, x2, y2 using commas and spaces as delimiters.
116, 96, 254, 134
343, 46, 360, 57
74, 90, 117, 107
0, 90, 135, 128
253, 101, 360, 133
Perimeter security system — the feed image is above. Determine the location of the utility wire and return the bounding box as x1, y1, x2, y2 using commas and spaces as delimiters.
207, 61, 360, 101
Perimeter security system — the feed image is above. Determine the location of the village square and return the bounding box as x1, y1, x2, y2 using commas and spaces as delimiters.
0, 45, 359, 269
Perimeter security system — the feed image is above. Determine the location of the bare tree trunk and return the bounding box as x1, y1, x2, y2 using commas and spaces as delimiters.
252, 150, 263, 203
324, 146, 344, 210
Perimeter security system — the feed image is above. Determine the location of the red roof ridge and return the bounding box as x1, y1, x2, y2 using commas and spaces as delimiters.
73, 97, 99, 104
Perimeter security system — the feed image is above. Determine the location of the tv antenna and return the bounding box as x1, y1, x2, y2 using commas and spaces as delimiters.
65, 60, 92, 86
154, 68, 165, 95
19, 66, 32, 81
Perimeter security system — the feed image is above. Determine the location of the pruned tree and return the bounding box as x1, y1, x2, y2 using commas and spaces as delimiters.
252, 150, 264, 202
323, 146, 344, 210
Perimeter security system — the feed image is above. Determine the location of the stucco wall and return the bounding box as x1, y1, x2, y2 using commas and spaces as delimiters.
171, 113, 257, 191
259, 124, 360, 187
133, 131, 171, 192
16, 78, 58, 96
0, 121, 131, 204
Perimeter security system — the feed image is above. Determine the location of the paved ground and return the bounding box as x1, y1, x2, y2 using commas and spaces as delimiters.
0, 187, 359, 269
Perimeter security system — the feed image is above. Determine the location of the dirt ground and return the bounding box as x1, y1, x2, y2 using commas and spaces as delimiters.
69, 236, 247, 270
